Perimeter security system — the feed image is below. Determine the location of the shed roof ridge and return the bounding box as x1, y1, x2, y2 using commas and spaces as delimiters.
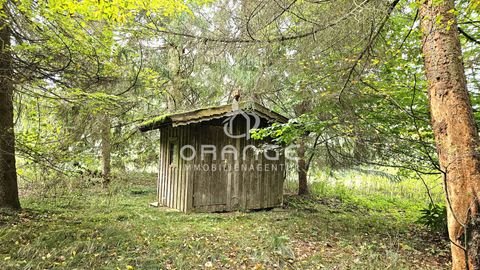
138, 101, 288, 132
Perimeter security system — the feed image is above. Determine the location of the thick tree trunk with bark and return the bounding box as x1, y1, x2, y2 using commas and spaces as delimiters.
420, 1, 480, 269
101, 114, 111, 185
0, 10, 20, 209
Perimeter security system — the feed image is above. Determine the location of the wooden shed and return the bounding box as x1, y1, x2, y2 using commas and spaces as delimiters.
139, 102, 288, 212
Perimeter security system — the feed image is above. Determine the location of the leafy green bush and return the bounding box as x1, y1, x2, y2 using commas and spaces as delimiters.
417, 203, 447, 234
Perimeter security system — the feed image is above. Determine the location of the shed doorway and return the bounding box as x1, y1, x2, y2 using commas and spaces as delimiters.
193, 126, 228, 210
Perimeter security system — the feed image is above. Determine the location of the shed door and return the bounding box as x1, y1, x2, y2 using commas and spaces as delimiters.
193, 126, 228, 208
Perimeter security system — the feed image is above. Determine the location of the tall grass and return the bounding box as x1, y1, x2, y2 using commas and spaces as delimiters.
285, 167, 445, 220
0, 171, 449, 269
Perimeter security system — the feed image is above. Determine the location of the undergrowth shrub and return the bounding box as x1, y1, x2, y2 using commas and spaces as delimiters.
416, 203, 448, 235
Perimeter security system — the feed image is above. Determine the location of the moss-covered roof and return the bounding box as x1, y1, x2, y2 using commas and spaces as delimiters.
138, 102, 288, 132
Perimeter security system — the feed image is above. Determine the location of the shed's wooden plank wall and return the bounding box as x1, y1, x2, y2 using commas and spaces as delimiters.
157, 122, 285, 213
191, 125, 229, 212
158, 126, 191, 212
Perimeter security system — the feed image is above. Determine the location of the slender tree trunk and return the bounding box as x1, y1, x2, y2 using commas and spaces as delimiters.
0, 8, 20, 209
167, 45, 183, 111
101, 114, 111, 185
420, 1, 480, 269
297, 138, 309, 195
294, 99, 311, 196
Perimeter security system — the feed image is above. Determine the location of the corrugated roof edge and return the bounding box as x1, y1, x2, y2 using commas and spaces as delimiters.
138, 102, 288, 132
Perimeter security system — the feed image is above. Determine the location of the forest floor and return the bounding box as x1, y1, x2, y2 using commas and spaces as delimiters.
0, 173, 450, 270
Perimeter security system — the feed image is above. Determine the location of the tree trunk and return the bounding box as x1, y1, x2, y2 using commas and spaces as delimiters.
294, 99, 311, 196
420, 1, 480, 269
297, 138, 309, 195
0, 8, 20, 209
101, 114, 111, 185
167, 45, 183, 111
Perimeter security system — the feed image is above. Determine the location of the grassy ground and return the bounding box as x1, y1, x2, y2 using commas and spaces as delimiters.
0, 173, 449, 269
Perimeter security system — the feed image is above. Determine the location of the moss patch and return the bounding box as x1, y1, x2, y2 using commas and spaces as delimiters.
138, 114, 171, 131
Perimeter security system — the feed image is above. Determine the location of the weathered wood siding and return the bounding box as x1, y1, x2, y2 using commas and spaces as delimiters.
190, 125, 229, 212
158, 125, 192, 212
157, 121, 285, 213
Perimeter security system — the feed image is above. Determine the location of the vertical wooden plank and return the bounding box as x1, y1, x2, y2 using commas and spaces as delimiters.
173, 127, 178, 210
204, 126, 210, 207
206, 126, 213, 207
226, 131, 233, 211
267, 149, 278, 207
164, 127, 169, 206
176, 126, 180, 211
214, 127, 220, 206
270, 153, 275, 207
254, 139, 264, 209
265, 156, 270, 208
266, 157, 271, 208
165, 127, 170, 208
210, 126, 216, 206
274, 154, 279, 207
167, 127, 173, 209
183, 126, 187, 212
213, 126, 220, 206
280, 151, 285, 206
258, 144, 264, 209
223, 128, 229, 209
159, 130, 163, 205
193, 125, 204, 208
244, 136, 251, 209
275, 151, 282, 206
186, 125, 195, 212
163, 129, 168, 206
260, 150, 265, 209
236, 127, 242, 210
175, 126, 180, 211
246, 147, 251, 210
157, 129, 163, 205
270, 154, 276, 207
184, 125, 191, 211
232, 135, 240, 210
243, 136, 249, 209
161, 128, 165, 205
179, 126, 186, 212
160, 127, 167, 206
195, 127, 202, 208
173, 127, 179, 210
178, 126, 184, 212
251, 142, 258, 209
239, 121, 247, 210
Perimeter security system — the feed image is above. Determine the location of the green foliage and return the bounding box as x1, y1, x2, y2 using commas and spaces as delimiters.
284, 168, 445, 223
9, 0, 216, 185
271, 235, 294, 259
417, 203, 448, 235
